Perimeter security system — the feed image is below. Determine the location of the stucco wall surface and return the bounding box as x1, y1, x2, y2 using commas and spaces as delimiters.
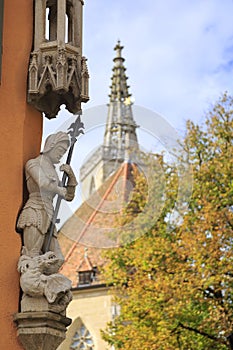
0, 1, 42, 348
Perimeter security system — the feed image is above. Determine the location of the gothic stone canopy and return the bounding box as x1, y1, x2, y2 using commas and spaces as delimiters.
27, 0, 89, 119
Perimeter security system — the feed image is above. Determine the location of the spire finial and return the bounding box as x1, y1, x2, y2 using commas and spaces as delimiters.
114, 40, 124, 59
109, 41, 130, 102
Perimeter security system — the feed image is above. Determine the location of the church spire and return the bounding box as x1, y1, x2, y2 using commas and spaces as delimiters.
80, 41, 140, 194
103, 41, 139, 171
109, 40, 131, 102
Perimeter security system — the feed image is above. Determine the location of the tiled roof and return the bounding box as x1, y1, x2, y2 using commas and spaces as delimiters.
59, 162, 139, 287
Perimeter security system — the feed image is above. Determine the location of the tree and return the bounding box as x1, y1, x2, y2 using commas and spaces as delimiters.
102, 93, 233, 349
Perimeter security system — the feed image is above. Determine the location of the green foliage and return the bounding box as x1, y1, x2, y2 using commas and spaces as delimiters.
102, 93, 233, 349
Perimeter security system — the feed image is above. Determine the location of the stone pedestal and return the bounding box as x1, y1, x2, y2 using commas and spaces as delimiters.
20, 294, 67, 315
14, 311, 71, 350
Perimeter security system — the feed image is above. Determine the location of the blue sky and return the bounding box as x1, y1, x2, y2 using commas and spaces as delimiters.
82, 0, 233, 129
45, 0, 233, 133
43, 0, 233, 224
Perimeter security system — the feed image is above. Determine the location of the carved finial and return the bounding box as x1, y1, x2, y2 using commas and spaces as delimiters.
84, 247, 88, 258
109, 41, 131, 102
114, 40, 124, 59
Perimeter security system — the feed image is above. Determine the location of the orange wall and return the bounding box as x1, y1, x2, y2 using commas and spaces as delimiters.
0, 1, 42, 348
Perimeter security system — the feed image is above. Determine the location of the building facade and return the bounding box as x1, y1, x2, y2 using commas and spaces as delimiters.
0, 2, 42, 349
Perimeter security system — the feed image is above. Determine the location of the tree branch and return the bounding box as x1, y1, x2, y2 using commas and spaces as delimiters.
176, 322, 226, 345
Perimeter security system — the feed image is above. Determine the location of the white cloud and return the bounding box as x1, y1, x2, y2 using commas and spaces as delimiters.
78, 0, 233, 130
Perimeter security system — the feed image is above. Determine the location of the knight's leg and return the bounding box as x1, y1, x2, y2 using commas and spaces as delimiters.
23, 226, 44, 256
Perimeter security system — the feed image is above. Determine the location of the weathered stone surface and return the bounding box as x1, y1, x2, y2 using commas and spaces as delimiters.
17, 131, 77, 265
21, 295, 52, 313
21, 295, 70, 316
28, 0, 89, 118
15, 130, 79, 349
14, 311, 71, 350
18, 252, 72, 314
28, 48, 89, 119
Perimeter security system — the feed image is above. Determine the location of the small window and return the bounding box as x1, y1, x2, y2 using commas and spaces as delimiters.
111, 304, 121, 319
78, 271, 92, 286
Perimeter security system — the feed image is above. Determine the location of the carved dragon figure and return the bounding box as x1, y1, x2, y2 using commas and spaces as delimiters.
18, 250, 72, 313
